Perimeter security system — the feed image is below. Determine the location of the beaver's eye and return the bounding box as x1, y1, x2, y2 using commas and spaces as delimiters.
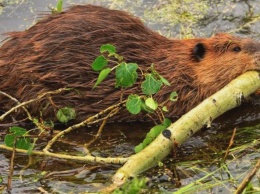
193, 43, 206, 61
232, 46, 241, 52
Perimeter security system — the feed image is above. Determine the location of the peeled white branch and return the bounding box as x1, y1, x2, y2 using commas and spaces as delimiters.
112, 71, 260, 186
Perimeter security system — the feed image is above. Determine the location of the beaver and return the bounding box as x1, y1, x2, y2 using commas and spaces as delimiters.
0, 4, 259, 123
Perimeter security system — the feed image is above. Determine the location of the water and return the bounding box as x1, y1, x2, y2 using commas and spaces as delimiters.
1, 0, 260, 40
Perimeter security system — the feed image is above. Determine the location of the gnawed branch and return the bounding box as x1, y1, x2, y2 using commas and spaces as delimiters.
110, 71, 260, 188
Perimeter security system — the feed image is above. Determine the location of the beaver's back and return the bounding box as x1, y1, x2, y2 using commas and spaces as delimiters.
0, 5, 172, 121
0, 5, 259, 122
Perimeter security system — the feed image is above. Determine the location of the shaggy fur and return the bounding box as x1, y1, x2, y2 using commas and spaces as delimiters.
0, 5, 259, 122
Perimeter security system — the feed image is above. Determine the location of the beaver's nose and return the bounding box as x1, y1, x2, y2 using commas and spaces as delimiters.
254, 53, 260, 69
245, 41, 260, 54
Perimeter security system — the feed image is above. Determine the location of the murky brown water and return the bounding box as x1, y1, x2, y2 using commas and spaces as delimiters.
0, 0, 259, 193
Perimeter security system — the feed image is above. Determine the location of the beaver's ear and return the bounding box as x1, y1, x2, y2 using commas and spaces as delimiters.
193, 43, 206, 61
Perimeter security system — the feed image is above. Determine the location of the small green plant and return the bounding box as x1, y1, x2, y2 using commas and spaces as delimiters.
51, 0, 63, 14
112, 177, 147, 194
56, 107, 76, 123
92, 44, 177, 152
4, 126, 32, 150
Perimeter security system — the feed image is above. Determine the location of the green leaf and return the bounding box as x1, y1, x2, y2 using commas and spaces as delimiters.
244, 182, 254, 193
9, 126, 27, 135
126, 94, 142, 114
43, 119, 54, 129
145, 97, 158, 111
140, 100, 154, 113
159, 75, 170, 86
141, 74, 162, 95
162, 118, 172, 127
93, 68, 111, 88
56, 0, 63, 12
150, 64, 170, 85
100, 44, 116, 54
134, 124, 167, 153
134, 143, 144, 153
115, 63, 138, 88
158, 161, 164, 167
143, 137, 151, 146
56, 107, 76, 123
162, 106, 168, 112
9, 136, 31, 150
170, 91, 178, 101
147, 129, 156, 139
91, 55, 108, 71
4, 126, 31, 150
150, 125, 167, 137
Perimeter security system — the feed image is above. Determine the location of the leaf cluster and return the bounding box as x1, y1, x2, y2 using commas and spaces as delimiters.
92, 44, 178, 152
92, 44, 138, 88
92, 44, 177, 118
4, 107, 76, 151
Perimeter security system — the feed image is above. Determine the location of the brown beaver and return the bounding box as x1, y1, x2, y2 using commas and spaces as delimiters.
0, 4, 259, 123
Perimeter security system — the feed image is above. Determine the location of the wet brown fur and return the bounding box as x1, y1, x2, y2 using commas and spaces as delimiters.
0, 5, 259, 122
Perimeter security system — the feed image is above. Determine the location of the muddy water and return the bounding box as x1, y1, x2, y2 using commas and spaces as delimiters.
0, 0, 259, 193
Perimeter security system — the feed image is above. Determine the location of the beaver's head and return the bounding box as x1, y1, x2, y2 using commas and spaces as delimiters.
191, 33, 260, 92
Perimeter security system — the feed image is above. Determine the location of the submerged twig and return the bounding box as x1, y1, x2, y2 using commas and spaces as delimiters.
83, 117, 108, 155
84, 107, 120, 155
222, 128, 237, 162
7, 137, 18, 192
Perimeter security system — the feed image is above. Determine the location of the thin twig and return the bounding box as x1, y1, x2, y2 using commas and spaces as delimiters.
234, 159, 260, 194
0, 91, 31, 120
84, 107, 120, 154
87, 106, 122, 125
0, 144, 128, 164
84, 118, 108, 155
42, 166, 99, 179
37, 187, 48, 194
43, 101, 125, 153
156, 107, 165, 123
0, 88, 69, 121
0, 118, 28, 127
19, 156, 34, 183
222, 128, 237, 162
7, 137, 18, 192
